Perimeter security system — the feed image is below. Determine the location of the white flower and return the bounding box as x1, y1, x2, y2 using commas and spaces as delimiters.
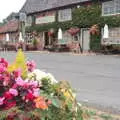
33, 69, 46, 81
28, 69, 57, 84
46, 73, 58, 84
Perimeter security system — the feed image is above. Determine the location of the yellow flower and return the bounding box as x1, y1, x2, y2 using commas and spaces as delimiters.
7, 49, 27, 78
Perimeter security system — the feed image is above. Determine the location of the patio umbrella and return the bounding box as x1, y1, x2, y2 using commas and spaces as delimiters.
6, 33, 9, 42
19, 32, 24, 42
103, 24, 109, 38
58, 28, 62, 40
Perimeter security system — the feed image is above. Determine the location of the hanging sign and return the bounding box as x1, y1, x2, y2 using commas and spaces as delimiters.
36, 12, 56, 24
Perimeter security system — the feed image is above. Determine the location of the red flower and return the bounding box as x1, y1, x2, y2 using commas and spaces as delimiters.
4, 101, 16, 110
13, 69, 21, 78
4, 92, 13, 100
25, 92, 35, 101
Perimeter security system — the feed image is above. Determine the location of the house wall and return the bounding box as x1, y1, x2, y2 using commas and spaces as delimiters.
0, 34, 5, 43
24, 1, 93, 51
0, 32, 18, 43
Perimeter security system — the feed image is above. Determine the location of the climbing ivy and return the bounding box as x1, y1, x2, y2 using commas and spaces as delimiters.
26, 3, 120, 32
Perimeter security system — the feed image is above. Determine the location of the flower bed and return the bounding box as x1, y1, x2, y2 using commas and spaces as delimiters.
0, 49, 83, 120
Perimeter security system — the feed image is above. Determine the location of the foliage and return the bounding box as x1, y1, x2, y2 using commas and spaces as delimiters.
32, 38, 38, 47
90, 33, 101, 51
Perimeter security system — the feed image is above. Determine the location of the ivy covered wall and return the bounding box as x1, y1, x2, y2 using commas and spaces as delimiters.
27, 3, 120, 32
26, 3, 120, 51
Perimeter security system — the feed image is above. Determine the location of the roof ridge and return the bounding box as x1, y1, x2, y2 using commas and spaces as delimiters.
20, 0, 91, 14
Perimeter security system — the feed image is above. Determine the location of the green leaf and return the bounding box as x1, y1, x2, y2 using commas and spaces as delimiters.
41, 117, 45, 120
51, 98, 61, 108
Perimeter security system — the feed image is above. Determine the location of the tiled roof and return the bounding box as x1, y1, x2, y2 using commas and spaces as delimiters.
20, 0, 91, 14
0, 20, 19, 34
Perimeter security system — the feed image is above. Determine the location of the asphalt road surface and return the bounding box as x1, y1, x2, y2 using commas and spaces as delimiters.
1, 52, 120, 113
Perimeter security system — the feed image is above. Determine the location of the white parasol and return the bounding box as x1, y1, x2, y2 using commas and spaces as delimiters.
19, 32, 24, 42
103, 24, 109, 39
58, 28, 63, 40
6, 33, 9, 42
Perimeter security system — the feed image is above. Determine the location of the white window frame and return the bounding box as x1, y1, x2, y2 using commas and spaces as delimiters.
102, 0, 120, 16
58, 8, 72, 22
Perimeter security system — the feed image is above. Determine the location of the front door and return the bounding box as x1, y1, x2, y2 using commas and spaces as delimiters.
82, 29, 90, 51
44, 32, 49, 46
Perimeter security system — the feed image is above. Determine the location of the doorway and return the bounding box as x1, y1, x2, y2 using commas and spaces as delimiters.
82, 29, 90, 52
44, 32, 49, 46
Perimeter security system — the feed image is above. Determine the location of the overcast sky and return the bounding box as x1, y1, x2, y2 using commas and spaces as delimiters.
0, 0, 26, 22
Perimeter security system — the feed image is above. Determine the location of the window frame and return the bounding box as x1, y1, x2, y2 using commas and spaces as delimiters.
58, 8, 72, 22
102, 0, 120, 16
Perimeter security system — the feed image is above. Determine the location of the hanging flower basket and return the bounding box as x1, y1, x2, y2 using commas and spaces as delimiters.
48, 31, 54, 36
89, 24, 99, 35
48, 28, 54, 36
67, 27, 80, 36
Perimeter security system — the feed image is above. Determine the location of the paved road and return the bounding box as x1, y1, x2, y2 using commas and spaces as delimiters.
1, 52, 120, 113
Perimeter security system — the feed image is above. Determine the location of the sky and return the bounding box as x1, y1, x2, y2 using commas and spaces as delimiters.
0, 0, 26, 22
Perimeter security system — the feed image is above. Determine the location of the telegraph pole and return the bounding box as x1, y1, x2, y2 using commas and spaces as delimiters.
19, 12, 26, 51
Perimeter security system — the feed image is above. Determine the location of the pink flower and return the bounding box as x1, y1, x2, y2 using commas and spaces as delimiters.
3, 80, 9, 86
3, 76, 10, 86
29, 80, 38, 88
9, 88, 18, 96
0, 74, 2, 80
0, 97, 5, 105
0, 58, 8, 68
0, 64, 6, 73
27, 60, 36, 72
12, 84, 18, 89
33, 88, 40, 97
15, 77, 25, 86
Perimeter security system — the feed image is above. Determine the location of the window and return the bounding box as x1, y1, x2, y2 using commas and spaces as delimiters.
102, 27, 120, 44
109, 28, 120, 38
25, 33, 33, 43
58, 9, 72, 22
115, 0, 120, 13
102, 0, 120, 16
